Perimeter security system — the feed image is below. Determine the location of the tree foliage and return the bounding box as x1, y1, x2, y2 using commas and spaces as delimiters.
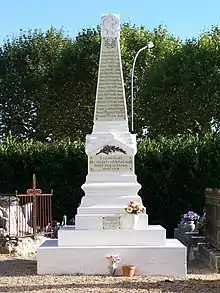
0, 28, 73, 140
140, 26, 220, 137
1, 23, 220, 140
0, 24, 180, 140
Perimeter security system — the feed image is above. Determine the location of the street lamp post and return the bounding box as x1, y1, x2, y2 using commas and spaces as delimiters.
130, 41, 154, 133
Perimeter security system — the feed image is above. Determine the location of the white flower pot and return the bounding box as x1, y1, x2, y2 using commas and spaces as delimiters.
184, 220, 195, 232
121, 214, 139, 230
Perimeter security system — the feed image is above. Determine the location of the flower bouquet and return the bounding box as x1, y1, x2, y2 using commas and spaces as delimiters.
124, 201, 145, 229
182, 211, 200, 222
106, 254, 121, 276
181, 211, 200, 232
125, 201, 145, 215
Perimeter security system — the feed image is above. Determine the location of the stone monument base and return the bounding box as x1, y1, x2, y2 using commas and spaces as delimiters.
37, 225, 187, 276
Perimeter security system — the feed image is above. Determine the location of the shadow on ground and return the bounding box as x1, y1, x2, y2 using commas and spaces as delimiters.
0, 258, 37, 276
0, 279, 219, 293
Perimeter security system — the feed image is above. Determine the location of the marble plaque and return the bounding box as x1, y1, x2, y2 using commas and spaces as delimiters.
89, 155, 133, 172
102, 216, 121, 230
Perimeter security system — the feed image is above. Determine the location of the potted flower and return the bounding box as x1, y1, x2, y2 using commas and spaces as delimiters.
124, 201, 145, 229
106, 254, 121, 276
183, 211, 200, 232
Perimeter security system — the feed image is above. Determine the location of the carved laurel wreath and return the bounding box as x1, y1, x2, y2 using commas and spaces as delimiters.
103, 38, 117, 49
96, 145, 127, 155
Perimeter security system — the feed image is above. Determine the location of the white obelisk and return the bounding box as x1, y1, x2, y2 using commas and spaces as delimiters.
75, 14, 143, 229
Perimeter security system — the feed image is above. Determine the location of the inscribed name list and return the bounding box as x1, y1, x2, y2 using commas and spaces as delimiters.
89, 155, 133, 172
102, 216, 121, 230
95, 40, 127, 121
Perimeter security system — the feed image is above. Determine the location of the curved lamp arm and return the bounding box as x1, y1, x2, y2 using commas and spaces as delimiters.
130, 41, 154, 133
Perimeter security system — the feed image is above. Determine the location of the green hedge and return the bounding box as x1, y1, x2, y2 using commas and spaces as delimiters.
1, 134, 220, 236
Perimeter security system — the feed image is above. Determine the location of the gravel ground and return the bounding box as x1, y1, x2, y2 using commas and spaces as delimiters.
0, 255, 219, 293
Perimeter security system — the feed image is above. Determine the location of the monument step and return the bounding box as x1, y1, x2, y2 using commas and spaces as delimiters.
88, 129, 134, 137
79, 195, 144, 208
77, 205, 137, 214
82, 182, 140, 187
92, 122, 129, 133
75, 213, 148, 230
82, 182, 141, 196
85, 173, 138, 183
58, 225, 166, 247
37, 239, 187, 276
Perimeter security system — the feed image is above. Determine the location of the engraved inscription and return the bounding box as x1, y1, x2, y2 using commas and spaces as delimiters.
89, 155, 133, 172
102, 216, 121, 230
94, 36, 127, 121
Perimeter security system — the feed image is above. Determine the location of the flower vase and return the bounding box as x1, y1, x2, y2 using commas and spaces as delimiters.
184, 220, 195, 232
130, 214, 139, 229
108, 262, 117, 276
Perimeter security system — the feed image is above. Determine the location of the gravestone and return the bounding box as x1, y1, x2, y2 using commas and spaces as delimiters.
174, 225, 206, 262
0, 196, 33, 236
195, 189, 220, 272
205, 189, 220, 249
37, 14, 186, 277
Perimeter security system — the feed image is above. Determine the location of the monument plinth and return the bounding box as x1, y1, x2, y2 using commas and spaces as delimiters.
37, 14, 186, 277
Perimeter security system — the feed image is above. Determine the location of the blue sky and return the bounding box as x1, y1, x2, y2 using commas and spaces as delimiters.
1, 0, 220, 44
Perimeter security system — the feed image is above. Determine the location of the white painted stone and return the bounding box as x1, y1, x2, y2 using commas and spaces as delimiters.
75, 213, 148, 230
58, 225, 165, 247
37, 239, 187, 277
101, 14, 120, 38
120, 214, 148, 230
78, 13, 143, 221
37, 13, 187, 277
95, 18, 126, 123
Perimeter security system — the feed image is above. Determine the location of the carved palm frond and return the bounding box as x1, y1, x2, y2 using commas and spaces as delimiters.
96, 145, 127, 155
104, 39, 117, 48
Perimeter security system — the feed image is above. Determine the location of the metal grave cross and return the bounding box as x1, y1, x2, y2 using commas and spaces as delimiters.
16, 174, 53, 236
